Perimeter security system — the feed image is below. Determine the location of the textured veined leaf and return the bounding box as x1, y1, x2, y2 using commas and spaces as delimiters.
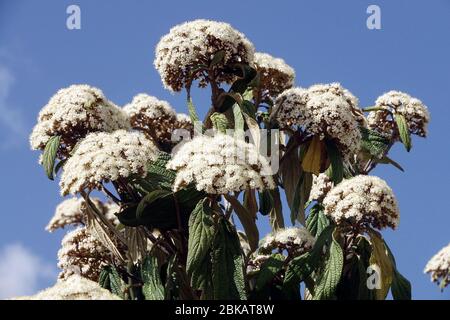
98, 266, 125, 298
211, 219, 246, 300
291, 170, 312, 225
255, 254, 285, 291
187, 96, 202, 134
302, 135, 323, 175
258, 190, 273, 216
359, 126, 390, 159
141, 255, 165, 300
42, 135, 61, 180
394, 113, 412, 152
324, 139, 344, 184
368, 229, 394, 300
186, 198, 215, 276
224, 194, 259, 252
313, 231, 344, 300
280, 136, 301, 217
210, 112, 229, 133
306, 204, 329, 237
284, 252, 313, 287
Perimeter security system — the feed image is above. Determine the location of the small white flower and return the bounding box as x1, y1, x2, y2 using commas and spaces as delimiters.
323, 175, 399, 230
254, 52, 295, 96
167, 134, 274, 194
57, 227, 116, 281
367, 90, 430, 138
124, 94, 193, 148
424, 243, 450, 288
309, 173, 334, 202
154, 19, 255, 92
259, 227, 315, 254
273, 83, 363, 161
30, 84, 130, 157
60, 130, 159, 195
12, 275, 121, 300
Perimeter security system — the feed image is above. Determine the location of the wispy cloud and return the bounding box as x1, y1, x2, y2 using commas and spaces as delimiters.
0, 243, 56, 299
0, 65, 28, 148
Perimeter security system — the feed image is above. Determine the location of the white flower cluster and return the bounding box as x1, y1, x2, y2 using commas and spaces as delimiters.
367, 91, 430, 138
424, 243, 450, 288
323, 175, 399, 230
254, 52, 295, 96
46, 198, 119, 232
60, 130, 159, 196
12, 275, 121, 300
124, 94, 193, 147
273, 83, 363, 160
309, 173, 334, 202
154, 19, 255, 92
167, 134, 275, 194
259, 227, 315, 255
57, 227, 115, 281
29, 84, 130, 157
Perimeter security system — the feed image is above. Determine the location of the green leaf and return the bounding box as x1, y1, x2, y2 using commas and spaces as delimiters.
280, 137, 301, 217
210, 50, 226, 67
243, 113, 261, 150
98, 265, 125, 298
291, 171, 312, 225
224, 194, 259, 252
324, 139, 344, 184
186, 198, 215, 276
368, 229, 394, 300
269, 188, 284, 230
284, 252, 314, 287
210, 112, 228, 133
255, 254, 285, 291
394, 114, 412, 152
306, 204, 329, 237
54, 158, 66, 176
232, 102, 245, 136
211, 219, 246, 300
136, 189, 172, 218
42, 135, 61, 180
391, 270, 411, 300
383, 239, 411, 300
141, 255, 165, 300
258, 190, 274, 216
313, 231, 344, 300
376, 155, 405, 172
359, 126, 390, 159
187, 96, 202, 134
190, 252, 214, 298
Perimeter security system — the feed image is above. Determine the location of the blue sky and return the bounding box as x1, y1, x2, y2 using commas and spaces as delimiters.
0, 0, 449, 299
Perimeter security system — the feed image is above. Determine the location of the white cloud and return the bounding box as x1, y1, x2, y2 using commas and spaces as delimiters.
0, 65, 28, 148
0, 243, 56, 299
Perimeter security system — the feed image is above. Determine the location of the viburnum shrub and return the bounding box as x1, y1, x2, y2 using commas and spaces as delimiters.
29, 19, 441, 300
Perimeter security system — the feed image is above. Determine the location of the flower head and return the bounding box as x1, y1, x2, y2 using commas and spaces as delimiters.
323, 175, 399, 230
424, 243, 450, 289
13, 275, 121, 300
167, 134, 274, 194
30, 84, 130, 157
259, 227, 315, 255
367, 91, 430, 138
124, 94, 193, 148
57, 227, 116, 281
273, 83, 363, 160
154, 19, 255, 92
60, 130, 159, 195
254, 52, 295, 96
309, 173, 334, 202
46, 198, 119, 232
